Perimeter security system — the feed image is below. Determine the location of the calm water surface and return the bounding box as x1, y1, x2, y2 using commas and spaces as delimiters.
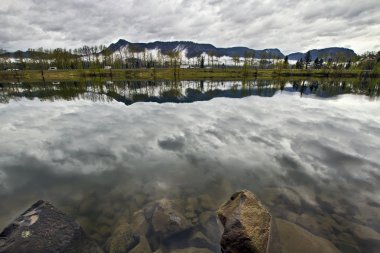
0, 79, 379, 252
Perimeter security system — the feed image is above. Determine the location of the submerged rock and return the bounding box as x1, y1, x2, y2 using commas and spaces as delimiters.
106, 210, 152, 253
131, 210, 150, 236
188, 231, 214, 249
169, 247, 214, 253
269, 218, 340, 253
217, 190, 271, 253
144, 199, 192, 240
152, 247, 214, 253
106, 221, 140, 253
199, 211, 222, 244
108, 198, 195, 252
128, 235, 152, 253
0, 200, 102, 253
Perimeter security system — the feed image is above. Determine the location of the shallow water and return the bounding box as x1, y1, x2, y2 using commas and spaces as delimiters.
0, 79, 379, 252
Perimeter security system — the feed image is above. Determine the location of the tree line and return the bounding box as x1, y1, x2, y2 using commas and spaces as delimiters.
0, 45, 379, 72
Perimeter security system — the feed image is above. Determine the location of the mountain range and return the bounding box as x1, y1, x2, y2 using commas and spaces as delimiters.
287, 47, 357, 61
108, 39, 357, 60
1, 40, 357, 60
108, 39, 285, 58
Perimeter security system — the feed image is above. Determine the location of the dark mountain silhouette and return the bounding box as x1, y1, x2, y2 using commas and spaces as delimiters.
0, 50, 36, 58
287, 47, 356, 61
108, 39, 285, 58
0, 42, 357, 61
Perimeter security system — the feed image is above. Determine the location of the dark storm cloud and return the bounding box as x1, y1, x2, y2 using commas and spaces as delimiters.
0, 0, 379, 53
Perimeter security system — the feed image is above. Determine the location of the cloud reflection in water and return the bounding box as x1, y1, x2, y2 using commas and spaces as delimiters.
0, 92, 379, 251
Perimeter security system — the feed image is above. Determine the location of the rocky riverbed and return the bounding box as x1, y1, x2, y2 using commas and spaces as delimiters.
0, 190, 355, 253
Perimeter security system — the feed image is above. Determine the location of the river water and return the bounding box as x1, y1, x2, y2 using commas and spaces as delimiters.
0, 79, 379, 252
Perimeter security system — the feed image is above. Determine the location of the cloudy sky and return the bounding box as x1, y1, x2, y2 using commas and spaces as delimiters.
1, 0, 380, 54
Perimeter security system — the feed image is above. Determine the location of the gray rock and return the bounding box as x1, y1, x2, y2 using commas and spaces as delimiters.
131, 210, 149, 236
188, 231, 213, 249
170, 247, 214, 253
106, 221, 140, 253
217, 190, 271, 253
0, 200, 103, 253
144, 199, 192, 240
268, 218, 340, 253
198, 194, 217, 211
106, 210, 150, 253
129, 236, 152, 253
199, 211, 222, 244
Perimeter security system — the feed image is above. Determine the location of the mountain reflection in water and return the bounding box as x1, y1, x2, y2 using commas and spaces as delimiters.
0, 78, 379, 252
0, 78, 379, 105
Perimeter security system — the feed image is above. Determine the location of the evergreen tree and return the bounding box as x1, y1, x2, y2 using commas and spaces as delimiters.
319, 58, 324, 68
259, 51, 268, 69
295, 60, 300, 69
305, 51, 312, 69
284, 56, 289, 68
314, 57, 320, 69
345, 59, 352, 69
299, 58, 304, 69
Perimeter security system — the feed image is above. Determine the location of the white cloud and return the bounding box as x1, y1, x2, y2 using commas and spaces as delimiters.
0, 0, 379, 54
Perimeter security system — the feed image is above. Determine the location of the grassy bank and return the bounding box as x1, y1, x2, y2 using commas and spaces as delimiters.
0, 68, 378, 81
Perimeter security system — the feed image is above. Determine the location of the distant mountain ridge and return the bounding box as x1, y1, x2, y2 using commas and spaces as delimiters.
287, 47, 356, 61
0, 41, 357, 61
108, 39, 284, 58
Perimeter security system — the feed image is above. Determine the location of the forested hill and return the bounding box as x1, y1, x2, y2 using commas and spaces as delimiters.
287, 47, 357, 60
108, 39, 284, 58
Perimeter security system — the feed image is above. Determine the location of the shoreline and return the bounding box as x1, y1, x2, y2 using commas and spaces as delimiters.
0, 68, 378, 81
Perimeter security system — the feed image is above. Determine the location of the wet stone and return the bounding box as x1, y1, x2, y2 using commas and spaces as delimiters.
269, 218, 341, 253
131, 210, 149, 236
129, 235, 152, 253
217, 190, 271, 253
0, 200, 103, 253
188, 231, 214, 249
170, 247, 214, 253
198, 194, 218, 211
106, 222, 140, 253
144, 199, 192, 240
199, 211, 222, 245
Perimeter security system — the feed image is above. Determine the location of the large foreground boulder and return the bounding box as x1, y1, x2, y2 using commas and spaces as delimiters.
0, 200, 102, 253
217, 190, 271, 253
217, 190, 342, 253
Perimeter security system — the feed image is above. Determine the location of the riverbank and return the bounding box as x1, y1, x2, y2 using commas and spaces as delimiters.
0, 68, 378, 81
